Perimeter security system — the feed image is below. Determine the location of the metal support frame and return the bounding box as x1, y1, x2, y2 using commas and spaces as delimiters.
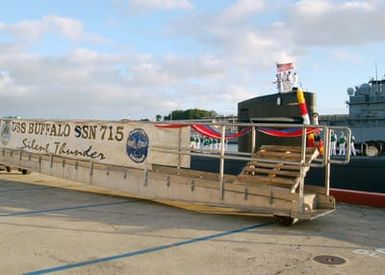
298, 126, 307, 214
219, 125, 226, 200
324, 129, 331, 196
177, 127, 182, 175
251, 126, 256, 154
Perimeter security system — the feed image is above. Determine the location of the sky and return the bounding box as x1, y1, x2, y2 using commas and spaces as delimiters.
1, 0, 385, 120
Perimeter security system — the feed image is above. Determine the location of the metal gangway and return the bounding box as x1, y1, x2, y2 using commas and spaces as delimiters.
0, 118, 351, 225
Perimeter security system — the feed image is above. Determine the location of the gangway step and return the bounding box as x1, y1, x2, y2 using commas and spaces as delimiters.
245, 161, 301, 171
242, 166, 299, 177
257, 145, 315, 154
254, 145, 318, 162
238, 145, 319, 192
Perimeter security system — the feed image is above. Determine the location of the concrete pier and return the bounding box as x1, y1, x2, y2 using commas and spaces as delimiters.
0, 172, 384, 274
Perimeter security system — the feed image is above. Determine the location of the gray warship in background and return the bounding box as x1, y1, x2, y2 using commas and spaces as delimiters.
319, 78, 385, 156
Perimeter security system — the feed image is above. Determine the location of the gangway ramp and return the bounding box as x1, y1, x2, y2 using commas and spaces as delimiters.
0, 118, 350, 224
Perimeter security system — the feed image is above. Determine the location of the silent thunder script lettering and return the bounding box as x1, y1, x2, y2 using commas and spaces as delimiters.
21, 138, 106, 160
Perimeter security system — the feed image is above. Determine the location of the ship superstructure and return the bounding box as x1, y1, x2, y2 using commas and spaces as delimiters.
348, 79, 385, 119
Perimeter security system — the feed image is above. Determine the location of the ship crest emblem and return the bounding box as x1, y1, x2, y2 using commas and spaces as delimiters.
126, 128, 149, 163
0, 121, 11, 146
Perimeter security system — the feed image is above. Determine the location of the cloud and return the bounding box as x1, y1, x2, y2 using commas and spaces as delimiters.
3, 1, 385, 120
0, 72, 28, 97
172, 0, 385, 56
220, 0, 266, 23
162, 54, 227, 79
0, 15, 106, 43
0, 40, 257, 120
331, 49, 362, 63
0, 2, 289, 119
285, 0, 385, 46
124, 0, 193, 13
221, 85, 257, 103
168, 7, 294, 72
0, 44, 201, 119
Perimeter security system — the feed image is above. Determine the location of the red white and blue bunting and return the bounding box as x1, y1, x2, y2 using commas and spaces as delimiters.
155, 123, 320, 140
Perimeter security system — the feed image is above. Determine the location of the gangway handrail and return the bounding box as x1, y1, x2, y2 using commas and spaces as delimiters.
152, 121, 351, 208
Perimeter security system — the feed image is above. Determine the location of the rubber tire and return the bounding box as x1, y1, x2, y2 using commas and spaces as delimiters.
274, 215, 298, 226
364, 144, 379, 157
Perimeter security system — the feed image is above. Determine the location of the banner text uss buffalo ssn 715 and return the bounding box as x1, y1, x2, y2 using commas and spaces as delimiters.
1, 119, 191, 169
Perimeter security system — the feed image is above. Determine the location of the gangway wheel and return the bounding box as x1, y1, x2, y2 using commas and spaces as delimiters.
274, 215, 298, 226
17, 168, 30, 175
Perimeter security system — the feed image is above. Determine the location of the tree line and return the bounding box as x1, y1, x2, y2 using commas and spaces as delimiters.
157, 108, 218, 121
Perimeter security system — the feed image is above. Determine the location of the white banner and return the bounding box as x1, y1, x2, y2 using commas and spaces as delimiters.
0, 119, 190, 169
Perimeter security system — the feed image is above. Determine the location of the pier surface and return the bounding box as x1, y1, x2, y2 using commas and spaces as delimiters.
0, 172, 384, 274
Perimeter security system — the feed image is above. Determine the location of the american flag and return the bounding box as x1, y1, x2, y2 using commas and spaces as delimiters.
276, 62, 294, 73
